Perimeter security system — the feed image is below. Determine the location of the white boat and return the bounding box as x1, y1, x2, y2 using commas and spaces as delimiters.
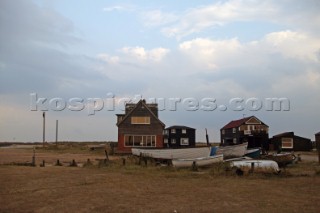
216, 143, 248, 159
132, 147, 211, 160
230, 160, 280, 173
172, 154, 224, 168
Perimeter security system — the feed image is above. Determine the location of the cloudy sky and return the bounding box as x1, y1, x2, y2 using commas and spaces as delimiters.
1, 0, 320, 142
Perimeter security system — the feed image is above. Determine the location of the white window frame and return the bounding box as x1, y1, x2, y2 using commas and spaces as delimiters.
182, 129, 187, 134
233, 138, 237, 144
171, 129, 176, 134
164, 138, 168, 144
232, 128, 236, 133
171, 138, 176, 144
180, 138, 189, 146
281, 138, 293, 149
124, 135, 156, 147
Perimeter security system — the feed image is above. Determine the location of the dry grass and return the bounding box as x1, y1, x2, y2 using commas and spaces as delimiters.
1, 146, 320, 212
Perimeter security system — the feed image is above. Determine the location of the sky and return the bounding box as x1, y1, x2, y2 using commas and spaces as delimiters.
0, 0, 320, 142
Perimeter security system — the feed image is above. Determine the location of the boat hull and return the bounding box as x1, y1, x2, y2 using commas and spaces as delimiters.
245, 148, 261, 159
132, 147, 211, 160
261, 153, 296, 167
172, 154, 224, 168
230, 160, 280, 173
216, 143, 248, 159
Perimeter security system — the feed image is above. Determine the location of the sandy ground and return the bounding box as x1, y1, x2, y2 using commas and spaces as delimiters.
0, 147, 320, 212
0, 165, 320, 213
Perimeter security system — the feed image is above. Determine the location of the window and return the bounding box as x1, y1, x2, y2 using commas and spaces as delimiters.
233, 138, 237, 144
182, 129, 187, 134
163, 130, 169, 135
124, 135, 156, 147
131, 116, 150, 124
232, 128, 236, 133
281, 138, 293, 149
222, 130, 225, 135
171, 129, 176, 134
180, 138, 189, 146
164, 138, 168, 144
171, 138, 176, 144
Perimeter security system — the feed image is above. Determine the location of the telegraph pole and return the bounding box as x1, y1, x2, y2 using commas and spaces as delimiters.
43, 112, 45, 147
55, 120, 58, 147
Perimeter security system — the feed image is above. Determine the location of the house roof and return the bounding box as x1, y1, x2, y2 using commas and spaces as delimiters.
116, 99, 165, 127
272, 132, 294, 138
221, 116, 268, 130
166, 125, 195, 130
315, 132, 320, 136
272, 132, 311, 141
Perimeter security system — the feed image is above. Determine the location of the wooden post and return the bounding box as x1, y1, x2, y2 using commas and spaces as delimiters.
144, 157, 147, 166
105, 150, 109, 161
56, 159, 62, 166
70, 159, 77, 167
122, 158, 126, 166
192, 161, 198, 171
250, 162, 255, 173
32, 147, 36, 167
139, 153, 142, 165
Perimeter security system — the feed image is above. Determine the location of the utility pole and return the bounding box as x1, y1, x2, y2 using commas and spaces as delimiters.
55, 120, 58, 147
42, 112, 45, 147
205, 128, 210, 146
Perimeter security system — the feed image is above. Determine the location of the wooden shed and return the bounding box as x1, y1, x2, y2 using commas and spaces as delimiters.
270, 132, 312, 152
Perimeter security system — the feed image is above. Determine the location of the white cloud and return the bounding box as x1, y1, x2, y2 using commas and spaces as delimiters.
264, 30, 320, 62
179, 38, 242, 71
121, 46, 170, 62
103, 5, 134, 12
140, 0, 320, 39
96, 54, 120, 64
160, 0, 277, 39
141, 10, 178, 27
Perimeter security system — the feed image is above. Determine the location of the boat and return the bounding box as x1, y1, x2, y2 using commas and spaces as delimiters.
230, 159, 280, 173
132, 147, 211, 160
215, 143, 248, 159
261, 152, 296, 167
244, 148, 261, 159
172, 154, 224, 168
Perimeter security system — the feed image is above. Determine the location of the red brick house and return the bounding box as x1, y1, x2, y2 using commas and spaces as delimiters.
116, 100, 165, 153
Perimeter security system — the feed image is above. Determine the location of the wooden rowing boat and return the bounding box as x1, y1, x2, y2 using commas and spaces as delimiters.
261, 152, 296, 167
132, 147, 211, 160
216, 143, 248, 159
172, 154, 224, 168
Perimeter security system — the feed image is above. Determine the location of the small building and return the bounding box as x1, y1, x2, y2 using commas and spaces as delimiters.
220, 116, 269, 149
270, 132, 312, 151
163, 125, 196, 148
116, 100, 165, 153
